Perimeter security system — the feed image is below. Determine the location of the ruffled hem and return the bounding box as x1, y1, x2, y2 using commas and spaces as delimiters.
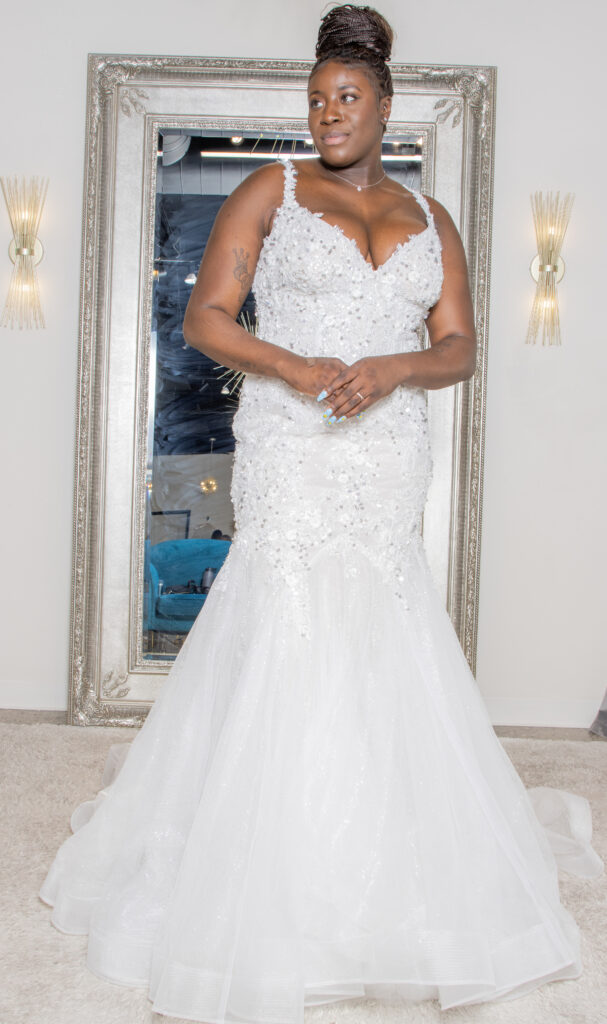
39, 543, 603, 1022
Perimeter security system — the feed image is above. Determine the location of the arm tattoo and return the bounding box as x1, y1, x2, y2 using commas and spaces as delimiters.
232, 247, 253, 305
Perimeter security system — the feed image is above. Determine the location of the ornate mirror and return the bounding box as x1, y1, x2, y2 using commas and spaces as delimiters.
70, 56, 496, 725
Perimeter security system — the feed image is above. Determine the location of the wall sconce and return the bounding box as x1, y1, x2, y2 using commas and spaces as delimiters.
526, 191, 574, 346
0, 176, 49, 329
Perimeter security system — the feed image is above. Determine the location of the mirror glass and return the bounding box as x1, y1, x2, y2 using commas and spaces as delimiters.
143, 127, 423, 661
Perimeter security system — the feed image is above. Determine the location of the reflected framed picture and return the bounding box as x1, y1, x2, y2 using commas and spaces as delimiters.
151, 509, 192, 541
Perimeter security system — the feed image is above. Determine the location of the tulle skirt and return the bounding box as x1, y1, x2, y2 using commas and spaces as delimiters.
39, 540, 603, 1022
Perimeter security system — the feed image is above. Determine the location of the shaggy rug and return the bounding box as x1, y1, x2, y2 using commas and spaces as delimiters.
0, 723, 605, 1024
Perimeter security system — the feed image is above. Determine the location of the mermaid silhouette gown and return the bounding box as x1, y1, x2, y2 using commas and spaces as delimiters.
39, 158, 603, 1021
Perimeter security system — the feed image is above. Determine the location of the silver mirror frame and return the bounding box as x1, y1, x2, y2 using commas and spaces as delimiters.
69, 55, 496, 726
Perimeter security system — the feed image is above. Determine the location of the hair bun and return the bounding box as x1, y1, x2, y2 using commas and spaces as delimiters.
315, 4, 393, 63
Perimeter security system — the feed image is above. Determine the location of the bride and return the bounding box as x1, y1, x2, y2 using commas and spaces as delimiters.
39, 4, 603, 1021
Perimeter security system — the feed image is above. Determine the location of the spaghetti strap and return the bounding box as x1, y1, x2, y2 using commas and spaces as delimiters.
277, 157, 297, 208
409, 188, 434, 228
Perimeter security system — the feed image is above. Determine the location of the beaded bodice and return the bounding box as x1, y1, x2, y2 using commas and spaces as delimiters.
253, 157, 443, 362
232, 158, 443, 442
226, 158, 445, 635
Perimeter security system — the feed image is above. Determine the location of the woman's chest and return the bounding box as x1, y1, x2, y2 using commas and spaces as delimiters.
254, 205, 443, 312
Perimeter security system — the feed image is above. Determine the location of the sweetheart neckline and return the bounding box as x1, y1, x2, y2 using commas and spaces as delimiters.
302, 203, 433, 274
260, 191, 434, 276
286, 156, 434, 273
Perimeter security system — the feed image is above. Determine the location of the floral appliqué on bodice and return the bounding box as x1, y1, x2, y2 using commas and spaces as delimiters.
218, 158, 444, 636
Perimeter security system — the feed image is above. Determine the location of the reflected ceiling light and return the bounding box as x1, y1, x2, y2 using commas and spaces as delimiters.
200, 477, 218, 494
231, 135, 244, 145
198, 150, 419, 162
303, 138, 315, 146
184, 273, 197, 285
526, 191, 574, 346
201, 439, 218, 491
0, 175, 48, 329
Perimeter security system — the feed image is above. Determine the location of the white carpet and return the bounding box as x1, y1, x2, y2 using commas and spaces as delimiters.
0, 723, 605, 1024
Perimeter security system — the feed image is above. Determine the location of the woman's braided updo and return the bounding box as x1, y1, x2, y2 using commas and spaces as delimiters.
311, 4, 394, 100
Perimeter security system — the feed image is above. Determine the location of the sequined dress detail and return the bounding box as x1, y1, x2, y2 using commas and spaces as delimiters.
39, 158, 602, 1023
228, 157, 442, 637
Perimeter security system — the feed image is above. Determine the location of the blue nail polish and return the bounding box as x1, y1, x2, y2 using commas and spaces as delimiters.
338, 416, 346, 422
316, 389, 327, 402
328, 415, 336, 424
322, 408, 333, 418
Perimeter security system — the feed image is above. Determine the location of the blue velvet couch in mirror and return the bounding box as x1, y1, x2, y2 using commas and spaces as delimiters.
144, 538, 231, 634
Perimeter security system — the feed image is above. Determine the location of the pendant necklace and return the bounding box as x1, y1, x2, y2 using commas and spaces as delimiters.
324, 167, 386, 193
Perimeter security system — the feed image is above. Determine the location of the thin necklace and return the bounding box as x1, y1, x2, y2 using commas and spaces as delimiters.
323, 166, 386, 193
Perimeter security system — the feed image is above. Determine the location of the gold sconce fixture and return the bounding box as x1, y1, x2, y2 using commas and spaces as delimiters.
526, 191, 574, 346
0, 176, 49, 330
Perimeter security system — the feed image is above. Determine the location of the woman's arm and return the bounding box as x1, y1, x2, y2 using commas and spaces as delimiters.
182, 162, 294, 380
322, 198, 477, 418
182, 163, 347, 394
395, 196, 477, 388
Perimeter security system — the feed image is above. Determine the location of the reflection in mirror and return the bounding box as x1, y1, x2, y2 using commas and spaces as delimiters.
142, 128, 424, 662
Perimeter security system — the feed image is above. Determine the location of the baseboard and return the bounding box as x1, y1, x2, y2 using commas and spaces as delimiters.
0, 691, 600, 730
484, 698, 599, 729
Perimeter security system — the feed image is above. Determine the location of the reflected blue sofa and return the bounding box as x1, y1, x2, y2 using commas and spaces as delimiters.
144, 538, 231, 633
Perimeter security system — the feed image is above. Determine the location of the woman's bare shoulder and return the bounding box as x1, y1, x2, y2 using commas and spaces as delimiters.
217, 160, 287, 232
228, 160, 286, 205
422, 194, 468, 266
423, 194, 458, 232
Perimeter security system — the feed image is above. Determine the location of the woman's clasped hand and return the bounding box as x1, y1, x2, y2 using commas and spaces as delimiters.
280, 353, 406, 423
319, 354, 408, 421
278, 351, 407, 424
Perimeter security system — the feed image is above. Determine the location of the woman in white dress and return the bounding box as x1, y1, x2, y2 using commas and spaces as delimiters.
39, 5, 603, 1021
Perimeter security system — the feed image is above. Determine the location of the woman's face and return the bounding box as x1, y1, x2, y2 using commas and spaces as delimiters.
307, 60, 390, 167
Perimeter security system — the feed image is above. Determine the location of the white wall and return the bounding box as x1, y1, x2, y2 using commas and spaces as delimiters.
0, 0, 604, 724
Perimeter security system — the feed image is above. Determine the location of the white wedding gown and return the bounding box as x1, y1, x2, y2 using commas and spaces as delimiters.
40, 159, 603, 1021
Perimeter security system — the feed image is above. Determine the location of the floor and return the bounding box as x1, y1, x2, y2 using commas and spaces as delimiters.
0, 707, 602, 740
3, 719, 606, 1024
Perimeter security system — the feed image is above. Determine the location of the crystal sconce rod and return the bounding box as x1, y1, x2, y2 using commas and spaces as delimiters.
526, 190, 574, 346
0, 176, 49, 329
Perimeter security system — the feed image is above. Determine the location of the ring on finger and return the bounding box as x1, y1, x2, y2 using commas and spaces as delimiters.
356, 391, 365, 402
